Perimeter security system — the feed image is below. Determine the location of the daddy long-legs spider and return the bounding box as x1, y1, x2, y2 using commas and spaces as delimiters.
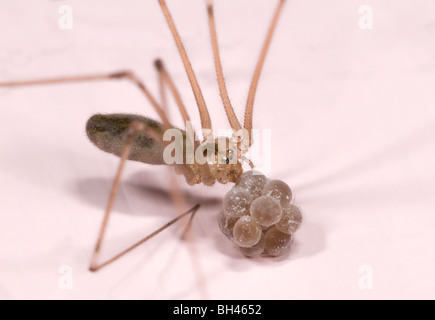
0, 0, 305, 299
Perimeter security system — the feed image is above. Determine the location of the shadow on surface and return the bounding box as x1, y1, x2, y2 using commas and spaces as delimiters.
71, 169, 223, 218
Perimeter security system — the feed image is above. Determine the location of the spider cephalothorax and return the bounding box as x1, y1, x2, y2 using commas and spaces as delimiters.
176, 136, 244, 186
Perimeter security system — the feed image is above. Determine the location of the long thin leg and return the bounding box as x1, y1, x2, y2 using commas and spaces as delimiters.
158, 0, 213, 139
0, 71, 171, 128
157, 62, 168, 116
90, 204, 200, 272
154, 59, 191, 126
206, 0, 242, 132
243, 0, 287, 146
154, 58, 195, 145
89, 121, 146, 271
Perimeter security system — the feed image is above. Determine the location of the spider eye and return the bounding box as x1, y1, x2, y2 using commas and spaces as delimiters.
228, 149, 234, 160
222, 157, 230, 164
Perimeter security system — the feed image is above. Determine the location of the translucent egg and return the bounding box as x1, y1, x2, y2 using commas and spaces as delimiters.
232, 216, 262, 248
218, 210, 239, 239
263, 226, 293, 257
275, 204, 302, 234
238, 233, 265, 257
236, 170, 268, 198
223, 187, 253, 219
261, 179, 292, 207
250, 196, 282, 227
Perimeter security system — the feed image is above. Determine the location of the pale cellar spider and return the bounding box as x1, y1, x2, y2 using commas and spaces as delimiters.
0, 0, 302, 297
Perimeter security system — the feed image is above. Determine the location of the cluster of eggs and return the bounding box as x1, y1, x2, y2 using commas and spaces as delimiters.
218, 170, 302, 257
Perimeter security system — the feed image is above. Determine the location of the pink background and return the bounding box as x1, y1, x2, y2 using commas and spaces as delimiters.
0, 0, 434, 299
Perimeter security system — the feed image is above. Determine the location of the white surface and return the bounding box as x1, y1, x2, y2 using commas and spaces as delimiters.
0, 0, 435, 299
